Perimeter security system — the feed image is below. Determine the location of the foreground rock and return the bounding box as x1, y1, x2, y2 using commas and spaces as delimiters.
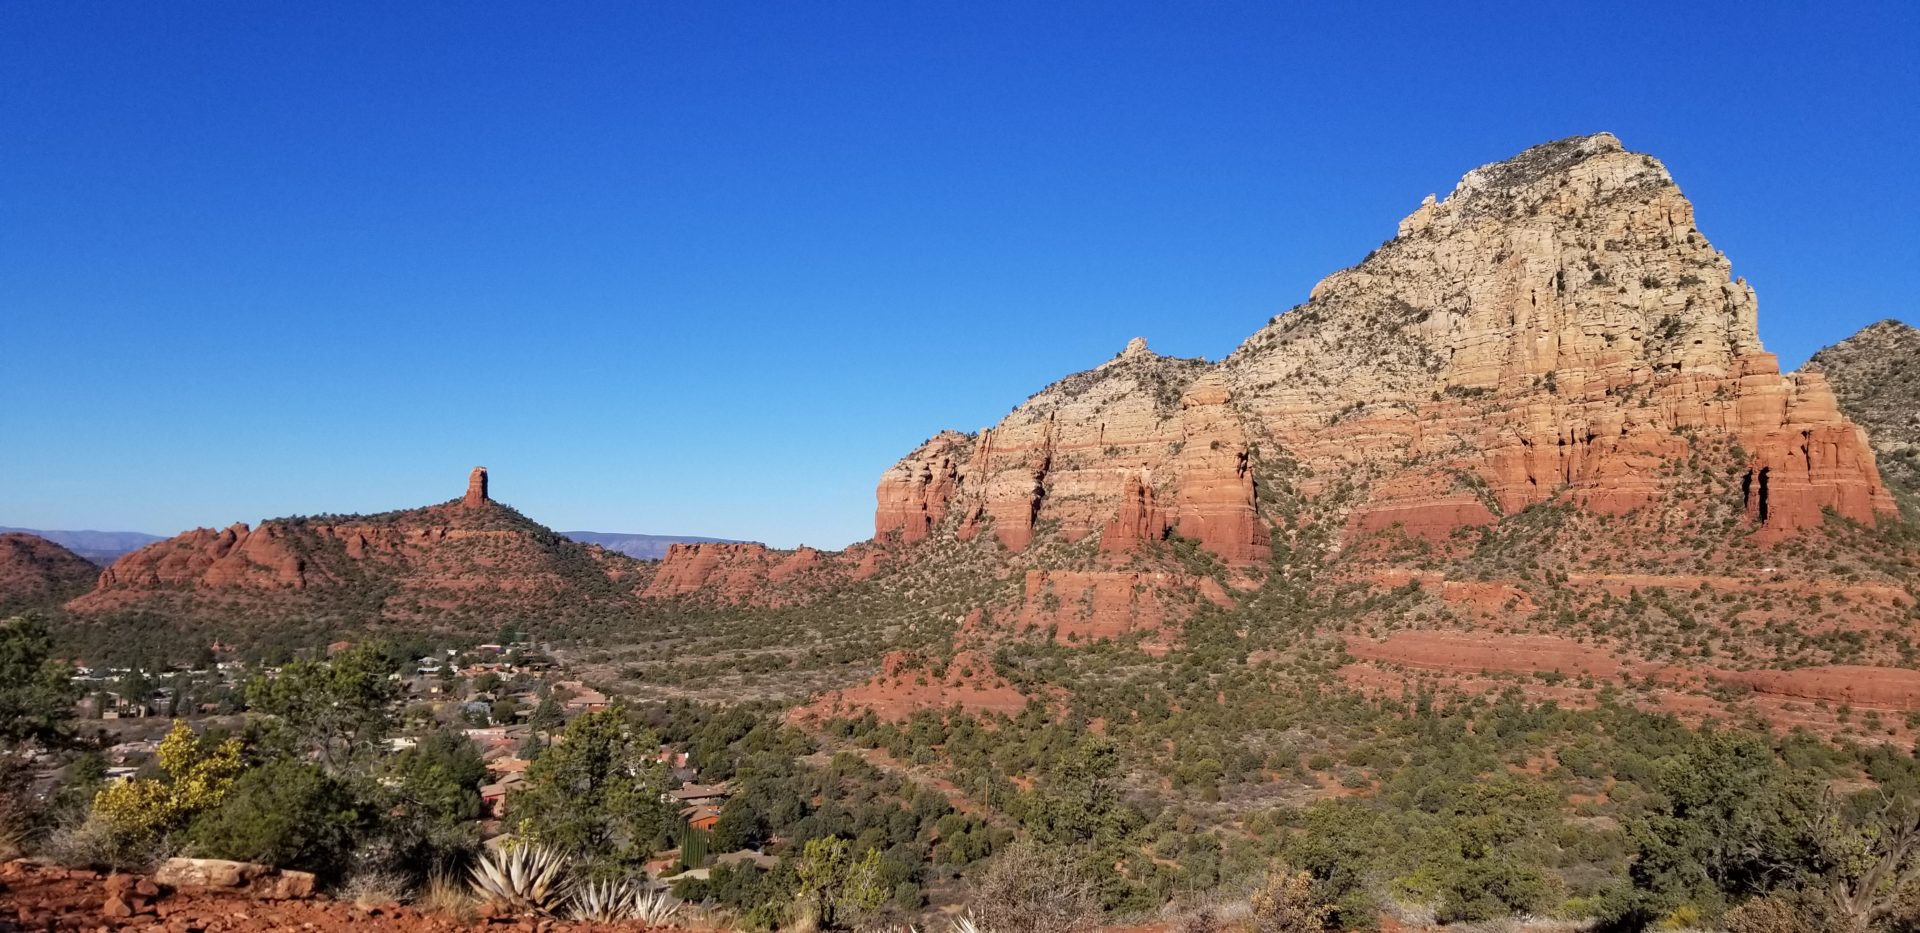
153, 857, 316, 899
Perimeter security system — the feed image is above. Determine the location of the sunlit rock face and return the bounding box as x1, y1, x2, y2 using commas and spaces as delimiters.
877, 133, 1895, 560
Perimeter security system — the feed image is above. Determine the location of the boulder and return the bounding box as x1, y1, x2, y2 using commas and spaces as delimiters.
152, 858, 316, 900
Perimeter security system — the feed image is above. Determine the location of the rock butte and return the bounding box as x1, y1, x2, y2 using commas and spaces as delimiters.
876, 133, 1894, 559
67, 469, 643, 618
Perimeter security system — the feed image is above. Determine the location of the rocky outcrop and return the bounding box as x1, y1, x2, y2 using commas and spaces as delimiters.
641, 541, 847, 602
789, 649, 1032, 723
67, 470, 645, 633
875, 431, 973, 545
1017, 569, 1231, 647
1220, 133, 1894, 538
1170, 373, 1268, 561
878, 133, 1897, 557
1808, 319, 1920, 505
1343, 631, 1625, 678
0, 532, 99, 611
463, 466, 489, 508
1711, 665, 1920, 712
871, 337, 1275, 560
1099, 471, 1167, 553
152, 858, 316, 900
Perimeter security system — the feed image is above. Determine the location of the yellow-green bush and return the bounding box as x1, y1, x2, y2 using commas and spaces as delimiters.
91, 721, 244, 839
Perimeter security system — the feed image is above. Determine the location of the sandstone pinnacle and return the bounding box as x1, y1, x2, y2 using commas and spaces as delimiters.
464, 467, 489, 508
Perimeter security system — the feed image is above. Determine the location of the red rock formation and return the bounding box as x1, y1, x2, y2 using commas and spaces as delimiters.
1017, 569, 1231, 646
640, 542, 849, 604
1342, 631, 1625, 678
1172, 374, 1269, 561
1099, 471, 1167, 553
789, 649, 1033, 723
1710, 665, 1920, 712
874, 432, 971, 544
0, 532, 99, 608
68, 469, 643, 626
463, 466, 488, 507
1346, 470, 1498, 541
878, 133, 1895, 563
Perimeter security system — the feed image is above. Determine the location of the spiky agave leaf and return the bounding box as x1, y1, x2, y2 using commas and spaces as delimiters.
570, 877, 639, 923
633, 886, 682, 924
950, 913, 988, 933
469, 843, 572, 915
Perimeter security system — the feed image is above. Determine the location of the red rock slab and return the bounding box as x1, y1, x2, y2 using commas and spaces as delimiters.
1711, 665, 1920, 712
789, 649, 1033, 723
1342, 630, 1624, 678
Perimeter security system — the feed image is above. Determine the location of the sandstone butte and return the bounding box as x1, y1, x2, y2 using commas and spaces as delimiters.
877, 133, 1894, 561
66, 467, 646, 620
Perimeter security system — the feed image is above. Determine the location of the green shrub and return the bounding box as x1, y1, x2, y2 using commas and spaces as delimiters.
184, 758, 364, 881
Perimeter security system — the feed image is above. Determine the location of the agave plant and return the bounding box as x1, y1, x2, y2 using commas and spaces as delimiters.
567, 878, 683, 924
949, 914, 989, 933
469, 843, 572, 915
632, 886, 683, 924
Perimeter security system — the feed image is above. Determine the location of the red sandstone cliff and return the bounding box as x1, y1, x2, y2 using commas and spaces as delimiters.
875, 133, 1895, 562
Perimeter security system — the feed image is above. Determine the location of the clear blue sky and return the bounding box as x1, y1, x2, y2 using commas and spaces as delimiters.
3, 2, 1915, 549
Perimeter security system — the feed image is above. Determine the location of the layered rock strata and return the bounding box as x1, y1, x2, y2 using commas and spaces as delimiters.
876, 133, 1896, 559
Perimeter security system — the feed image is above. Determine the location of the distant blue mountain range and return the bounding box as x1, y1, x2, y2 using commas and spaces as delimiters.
559, 531, 750, 560
0, 527, 165, 565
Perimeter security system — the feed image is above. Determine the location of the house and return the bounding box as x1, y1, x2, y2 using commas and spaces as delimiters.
556, 681, 609, 714
479, 771, 527, 817
682, 805, 723, 832
714, 849, 779, 870
488, 757, 531, 777
669, 782, 732, 808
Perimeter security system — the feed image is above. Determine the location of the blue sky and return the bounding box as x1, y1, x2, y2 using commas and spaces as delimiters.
3, 2, 1916, 548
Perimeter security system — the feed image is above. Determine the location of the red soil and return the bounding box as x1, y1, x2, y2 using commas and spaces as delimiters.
0, 860, 669, 932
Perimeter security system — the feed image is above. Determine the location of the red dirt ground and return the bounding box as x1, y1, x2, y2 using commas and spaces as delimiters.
0, 859, 673, 932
